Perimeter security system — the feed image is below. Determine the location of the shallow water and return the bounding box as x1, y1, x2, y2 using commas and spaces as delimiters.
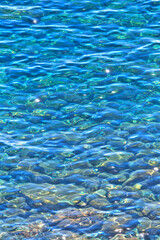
1, 0, 160, 239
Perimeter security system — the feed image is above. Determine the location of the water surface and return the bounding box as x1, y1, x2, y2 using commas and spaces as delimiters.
1, 0, 160, 239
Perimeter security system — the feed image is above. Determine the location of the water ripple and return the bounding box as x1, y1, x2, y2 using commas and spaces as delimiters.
0, 0, 160, 239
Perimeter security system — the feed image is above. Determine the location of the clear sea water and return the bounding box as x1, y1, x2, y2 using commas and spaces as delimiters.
1, 0, 160, 239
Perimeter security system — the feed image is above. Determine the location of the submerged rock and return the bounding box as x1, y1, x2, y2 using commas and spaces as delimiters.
123, 169, 156, 186
103, 151, 134, 162
102, 214, 133, 233
90, 198, 110, 209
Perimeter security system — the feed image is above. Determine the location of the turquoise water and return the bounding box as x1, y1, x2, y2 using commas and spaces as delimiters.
1, 0, 160, 239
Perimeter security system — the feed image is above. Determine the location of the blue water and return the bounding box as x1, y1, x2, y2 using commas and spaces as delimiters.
1, 0, 160, 239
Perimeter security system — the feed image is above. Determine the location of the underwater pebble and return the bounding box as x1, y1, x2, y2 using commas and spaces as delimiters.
90, 198, 110, 209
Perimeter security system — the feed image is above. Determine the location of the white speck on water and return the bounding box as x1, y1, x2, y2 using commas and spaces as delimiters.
105, 69, 110, 73
154, 167, 159, 171
115, 228, 123, 233
33, 19, 38, 24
